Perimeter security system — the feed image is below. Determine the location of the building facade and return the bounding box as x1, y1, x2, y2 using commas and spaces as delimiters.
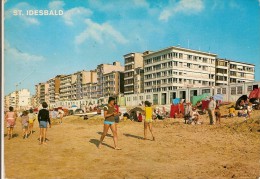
143, 46, 217, 102
102, 71, 124, 97
123, 53, 144, 94
215, 58, 255, 86
96, 62, 124, 98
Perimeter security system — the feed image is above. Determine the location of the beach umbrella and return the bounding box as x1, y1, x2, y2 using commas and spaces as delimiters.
213, 94, 223, 101
249, 88, 260, 99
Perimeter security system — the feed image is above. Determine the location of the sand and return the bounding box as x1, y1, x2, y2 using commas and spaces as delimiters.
4, 107, 260, 179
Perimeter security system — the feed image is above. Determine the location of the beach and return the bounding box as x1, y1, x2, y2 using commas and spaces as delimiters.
4, 109, 260, 179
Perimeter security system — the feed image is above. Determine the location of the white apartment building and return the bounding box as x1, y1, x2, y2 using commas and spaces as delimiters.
123, 53, 144, 94
5, 89, 31, 110
215, 58, 254, 86
143, 46, 217, 96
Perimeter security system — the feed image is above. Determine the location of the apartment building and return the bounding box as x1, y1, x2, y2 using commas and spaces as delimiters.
4, 92, 16, 111
102, 71, 124, 97
82, 82, 98, 99
48, 75, 63, 107
96, 62, 124, 97
60, 70, 97, 101
35, 82, 47, 106
18, 89, 31, 110
123, 53, 144, 94
216, 58, 255, 86
5, 89, 31, 110
143, 46, 217, 96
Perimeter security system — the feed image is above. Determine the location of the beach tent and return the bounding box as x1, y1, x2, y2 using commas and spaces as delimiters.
249, 88, 260, 99
235, 95, 248, 110
191, 93, 211, 106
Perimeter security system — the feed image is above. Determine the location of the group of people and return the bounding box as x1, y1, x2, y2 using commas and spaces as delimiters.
5, 102, 52, 145
236, 99, 253, 119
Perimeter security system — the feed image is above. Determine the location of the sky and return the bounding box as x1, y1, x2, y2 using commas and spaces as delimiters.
3, 0, 260, 95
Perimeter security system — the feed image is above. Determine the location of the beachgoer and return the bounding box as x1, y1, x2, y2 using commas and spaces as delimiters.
58, 109, 64, 124
38, 102, 51, 145
98, 97, 121, 150
5, 106, 17, 140
138, 113, 143, 122
207, 96, 216, 125
144, 101, 155, 141
184, 102, 192, 124
189, 107, 200, 124
28, 109, 36, 135
229, 105, 236, 117
21, 111, 29, 139
215, 107, 221, 125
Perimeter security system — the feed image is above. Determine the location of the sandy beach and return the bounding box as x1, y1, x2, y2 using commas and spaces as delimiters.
4, 108, 260, 179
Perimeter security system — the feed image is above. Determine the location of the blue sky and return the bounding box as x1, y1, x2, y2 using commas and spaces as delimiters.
4, 0, 260, 95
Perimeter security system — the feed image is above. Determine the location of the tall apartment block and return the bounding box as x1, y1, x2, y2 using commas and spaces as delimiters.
60, 70, 97, 101
103, 71, 124, 97
216, 58, 254, 86
48, 75, 63, 107
143, 46, 217, 95
96, 62, 124, 97
35, 82, 48, 106
123, 53, 144, 94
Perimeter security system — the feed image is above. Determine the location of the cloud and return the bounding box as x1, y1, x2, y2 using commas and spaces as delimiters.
48, 1, 65, 10
4, 42, 45, 62
159, 0, 204, 21
4, 2, 40, 25
63, 7, 92, 26
75, 19, 128, 45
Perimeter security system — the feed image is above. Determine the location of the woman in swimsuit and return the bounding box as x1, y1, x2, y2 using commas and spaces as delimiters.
144, 101, 155, 141
98, 97, 121, 150
5, 106, 17, 140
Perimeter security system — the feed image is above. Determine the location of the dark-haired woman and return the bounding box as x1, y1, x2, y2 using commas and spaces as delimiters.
5, 106, 17, 140
98, 97, 121, 150
38, 102, 51, 145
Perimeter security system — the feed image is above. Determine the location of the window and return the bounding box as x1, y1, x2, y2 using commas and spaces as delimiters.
217, 88, 221, 94
202, 89, 210, 94
247, 85, 253, 92
237, 86, 243, 94
231, 87, 236, 95
222, 88, 226, 94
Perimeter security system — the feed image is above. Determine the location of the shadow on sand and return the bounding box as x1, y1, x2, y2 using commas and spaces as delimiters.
89, 139, 114, 149
123, 133, 145, 140
97, 132, 113, 138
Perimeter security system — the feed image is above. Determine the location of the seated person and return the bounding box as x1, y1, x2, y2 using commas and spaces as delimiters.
229, 105, 236, 117
188, 107, 200, 124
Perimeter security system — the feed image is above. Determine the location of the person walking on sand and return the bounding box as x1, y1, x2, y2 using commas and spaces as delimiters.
38, 102, 51, 145
21, 111, 29, 139
98, 97, 121, 150
58, 109, 64, 124
144, 101, 155, 141
28, 109, 36, 135
207, 96, 216, 125
5, 106, 17, 140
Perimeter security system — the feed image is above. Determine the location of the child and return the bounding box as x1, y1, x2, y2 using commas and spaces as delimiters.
28, 109, 36, 135
138, 113, 143, 122
228, 105, 236, 117
189, 107, 200, 124
5, 106, 17, 140
144, 101, 155, 141
21, 111, 29, 139
215, 107, 221, 125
